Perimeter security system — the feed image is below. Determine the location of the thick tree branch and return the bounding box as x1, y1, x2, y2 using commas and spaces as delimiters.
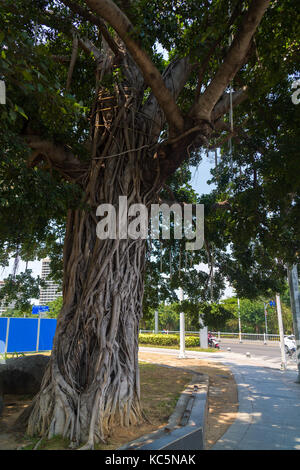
77, 36, 104, 64
212, 86, 248, 121
84, 0, 185, 133
141, 56, 193, 142
192, 0, 270, 122
26, 136, 88, 182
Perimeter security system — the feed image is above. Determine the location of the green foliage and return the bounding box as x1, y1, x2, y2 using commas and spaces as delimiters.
0, 0, 299, 320
47, 296, 63, 318
0, 269, 45, 311
141, 303, 179, 330
177, 299, 234, 331
221, 296, 294, 334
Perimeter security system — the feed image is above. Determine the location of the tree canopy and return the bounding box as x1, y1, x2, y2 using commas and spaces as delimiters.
0, 0, 300, 447
1, 0, 299, 309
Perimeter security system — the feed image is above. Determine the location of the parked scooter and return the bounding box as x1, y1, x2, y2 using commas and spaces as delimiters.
208, 332, 220, 349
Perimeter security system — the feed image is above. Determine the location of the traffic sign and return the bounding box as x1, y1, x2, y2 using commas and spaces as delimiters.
269, 301, 276, 307
32, 305, 50, 315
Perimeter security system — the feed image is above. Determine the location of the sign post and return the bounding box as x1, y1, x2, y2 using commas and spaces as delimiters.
275, 294, 287, 370
32, 305, 50, 352
263, 302, 268, 343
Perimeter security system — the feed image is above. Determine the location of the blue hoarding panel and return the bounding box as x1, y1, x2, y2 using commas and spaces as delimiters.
0, 317, 8, 344
38, 319, 57, 351
7, 318, 38, 353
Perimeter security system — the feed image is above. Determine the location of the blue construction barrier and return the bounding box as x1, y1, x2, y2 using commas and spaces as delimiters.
39, 319, 57, 351
0, 317, 7, 353
0, 317, 57, 353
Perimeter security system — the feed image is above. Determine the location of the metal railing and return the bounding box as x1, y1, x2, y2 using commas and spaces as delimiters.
139, 330, 281, 343
211, 332, 280, 342
139, 330, 199, 336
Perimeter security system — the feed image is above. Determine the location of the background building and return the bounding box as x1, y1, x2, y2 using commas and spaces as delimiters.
39, 258, 61, 305
0, 280, 16, 315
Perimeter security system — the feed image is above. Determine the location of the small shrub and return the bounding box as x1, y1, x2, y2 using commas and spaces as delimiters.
139, 333, 200, 347
185, 336, 200, 347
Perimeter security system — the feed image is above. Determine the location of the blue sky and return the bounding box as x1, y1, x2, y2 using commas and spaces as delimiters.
190, 155, 216, 196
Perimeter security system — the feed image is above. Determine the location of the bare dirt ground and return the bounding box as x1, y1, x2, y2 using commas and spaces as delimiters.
0, 352, 238, 450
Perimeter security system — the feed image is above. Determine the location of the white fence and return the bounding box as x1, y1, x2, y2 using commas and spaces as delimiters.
140, 330, 281, 343
211, 332, 280, 342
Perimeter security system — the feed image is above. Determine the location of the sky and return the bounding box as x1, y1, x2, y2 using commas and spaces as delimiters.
190, 157, 234, 299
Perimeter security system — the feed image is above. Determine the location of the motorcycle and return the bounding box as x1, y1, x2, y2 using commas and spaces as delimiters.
208, 334, 220, 349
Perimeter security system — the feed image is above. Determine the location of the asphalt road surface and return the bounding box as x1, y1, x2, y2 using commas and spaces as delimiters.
217, 339, 282, 360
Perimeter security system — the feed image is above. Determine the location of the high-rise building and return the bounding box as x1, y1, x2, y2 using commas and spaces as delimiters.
39, 258, 61, 305
0, 280, 16, 315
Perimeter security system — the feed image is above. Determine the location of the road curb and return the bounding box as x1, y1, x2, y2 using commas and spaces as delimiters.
118, 370, 209, 451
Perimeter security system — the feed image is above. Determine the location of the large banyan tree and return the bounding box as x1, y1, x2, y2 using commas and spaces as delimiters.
0, 0, 298, 449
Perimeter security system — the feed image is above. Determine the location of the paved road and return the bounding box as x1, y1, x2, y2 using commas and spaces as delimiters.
218, 339, 282, 360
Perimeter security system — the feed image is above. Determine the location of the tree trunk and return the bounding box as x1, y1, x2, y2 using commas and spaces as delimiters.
26, 88, 161, 447
27, 229, 147, 448
24, 48, 195, 447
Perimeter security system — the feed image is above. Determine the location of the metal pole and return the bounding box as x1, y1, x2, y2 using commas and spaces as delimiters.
4, 317, 10, 354
264, 302, 268, 344
154, 310, 159, 334
238, 298, 242, 342
276, 293, 287, 370
36, 312, 41, 352
287, 265, 300, 383
178, 287, 186, 358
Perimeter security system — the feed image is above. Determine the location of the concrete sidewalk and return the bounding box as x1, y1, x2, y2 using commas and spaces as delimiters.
212, 365, 300, 450
139, 347, 300, 450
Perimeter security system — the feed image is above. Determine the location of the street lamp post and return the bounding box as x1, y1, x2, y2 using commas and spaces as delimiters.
237, 298, 242, 343
178, 287, 186, 359
154, 310, 159, 334
287, 265, 300, 383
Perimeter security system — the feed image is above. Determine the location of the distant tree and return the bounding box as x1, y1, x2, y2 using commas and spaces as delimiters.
47, 296, 63, 319
222, 296, 293, 334
2, 305, 33, 317
142, 303, 179, 331
0, 270, 44, 312
177, 299, 234, 331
